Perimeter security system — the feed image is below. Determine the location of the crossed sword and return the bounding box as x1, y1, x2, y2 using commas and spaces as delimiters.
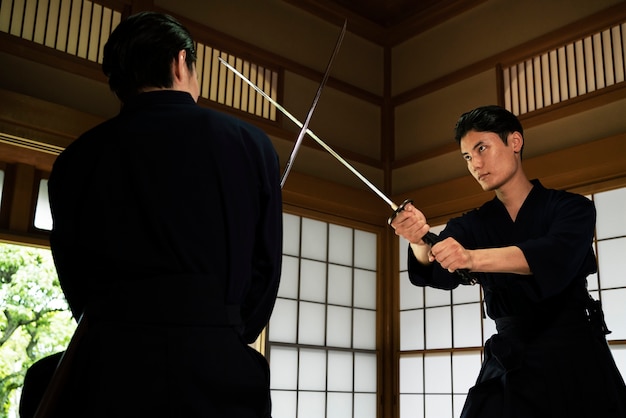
218, 23, 476, 286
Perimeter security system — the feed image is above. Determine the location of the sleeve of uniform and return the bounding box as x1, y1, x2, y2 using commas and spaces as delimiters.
407, 247, 461, 290
239, 130, 283, 344
516, 193, 597, 299
406, 218, 469, 290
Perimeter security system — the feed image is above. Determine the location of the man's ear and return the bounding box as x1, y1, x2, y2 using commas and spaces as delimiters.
510, 131, 524, 153
172, 49, 187, 84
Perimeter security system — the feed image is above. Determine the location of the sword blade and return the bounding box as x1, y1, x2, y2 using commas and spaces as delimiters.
280, 20, 347, 188
218, 57, 397, 209
219, 57, 478, 285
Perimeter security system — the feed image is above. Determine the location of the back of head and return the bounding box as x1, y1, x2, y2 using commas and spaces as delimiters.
102, 11, 197, 103
454, 105, 524, 144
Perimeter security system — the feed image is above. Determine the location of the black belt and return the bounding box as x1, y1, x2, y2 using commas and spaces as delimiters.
494, 308, 588, 338
85, 273, 242, 327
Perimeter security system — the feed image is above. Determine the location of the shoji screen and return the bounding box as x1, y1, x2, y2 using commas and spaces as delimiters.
398, 226, 487, 418
593, 187, 626, 371
267, 213, 378, 418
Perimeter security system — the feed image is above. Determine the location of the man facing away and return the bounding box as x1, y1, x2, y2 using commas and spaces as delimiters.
390, 105, 626, 418
22, 11, 282, 418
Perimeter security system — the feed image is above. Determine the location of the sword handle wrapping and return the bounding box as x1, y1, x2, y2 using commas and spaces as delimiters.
421, 232, 478, 286
389, 199, 478, 286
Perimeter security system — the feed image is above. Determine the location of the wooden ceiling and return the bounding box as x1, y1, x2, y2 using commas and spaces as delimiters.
325, 0, 446, 27
284, 0, 487, 45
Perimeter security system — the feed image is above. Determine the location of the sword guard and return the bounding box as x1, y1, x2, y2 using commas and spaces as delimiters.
387, 199, 414, 226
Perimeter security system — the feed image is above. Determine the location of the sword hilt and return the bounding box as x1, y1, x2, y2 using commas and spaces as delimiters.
421, 232, 478, 286
388, 199, 478, 286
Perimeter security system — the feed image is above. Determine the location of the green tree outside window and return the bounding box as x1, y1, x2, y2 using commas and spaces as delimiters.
0, 243, 75, 416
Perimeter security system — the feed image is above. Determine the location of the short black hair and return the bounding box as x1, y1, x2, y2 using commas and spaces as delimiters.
102, 11, 197, 103
454, 105, 524, 156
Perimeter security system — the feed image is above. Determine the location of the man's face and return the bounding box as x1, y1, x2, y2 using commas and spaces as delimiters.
460, 130, 521, 191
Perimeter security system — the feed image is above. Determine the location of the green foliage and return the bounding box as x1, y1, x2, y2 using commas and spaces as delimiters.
0, 243, 75, 416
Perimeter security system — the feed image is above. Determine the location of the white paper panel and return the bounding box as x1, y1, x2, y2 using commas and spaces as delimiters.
454, 394, 469, 418
326, 305, 352, 348
353, 393, 377, 418
601, 288, 626, 340
297, 391, 326, 418
598, 238, 626, 288
270, 390, 297, 418
327, 350, 353, 391
278, 255, 299, 299
452, 352, 481, 393
400, 270, 424, 310
425, 394, 452, 418
354, 269, 376, 309
452, 283, 481, 304
453, 303, 482, 348
300, 259, 327, 302
587, 271, 599, 291
425, 287, 451, 307
301, 218, 327, 261
269, 299, 297, 343
328, 264, 352, 306
483, 316, 497, 344
400, 309, 424, 351
595, 188, 626, 239
298, 348, 326, 390
354, 353, 377, 392
33, 179, 52, 230
424, 353, 451, 393
270, 347, 298, 389
353, 308, 376, 349
400, 394, 424, 418
282, 213, 300, 256
425, 307, 452, 349
354, 229, 376, 270
329, 224, 353, 265
610, 345, 626, 378
399, 355, 424, 393
298, 302, 326, 345
327, 392, 353, 418
399, 237, 409, 271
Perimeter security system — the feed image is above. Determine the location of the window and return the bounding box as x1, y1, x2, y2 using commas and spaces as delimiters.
593, 187, 626, 372
267, 213, 378, 418
0, 0, 280, 121
502, 22, 626, 115
0, 0, 122, 63
398, 225, 488, 418
34, 178, 52, 230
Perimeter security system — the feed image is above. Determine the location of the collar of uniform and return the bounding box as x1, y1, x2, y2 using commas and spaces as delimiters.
121, 90, 196, 113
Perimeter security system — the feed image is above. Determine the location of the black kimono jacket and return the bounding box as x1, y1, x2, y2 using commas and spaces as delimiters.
407, 179, 626, 418
47, 90, 283, 417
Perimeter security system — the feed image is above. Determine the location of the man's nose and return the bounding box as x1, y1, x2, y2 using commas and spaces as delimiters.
470, 155, 482, 170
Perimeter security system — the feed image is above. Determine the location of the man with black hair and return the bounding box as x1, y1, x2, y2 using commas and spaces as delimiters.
391, 105, 626, 417
23, 11, 282, 417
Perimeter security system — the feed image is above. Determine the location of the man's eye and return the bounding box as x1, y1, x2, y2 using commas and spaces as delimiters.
479, 145, 487, 152
463, 155, 472, 161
